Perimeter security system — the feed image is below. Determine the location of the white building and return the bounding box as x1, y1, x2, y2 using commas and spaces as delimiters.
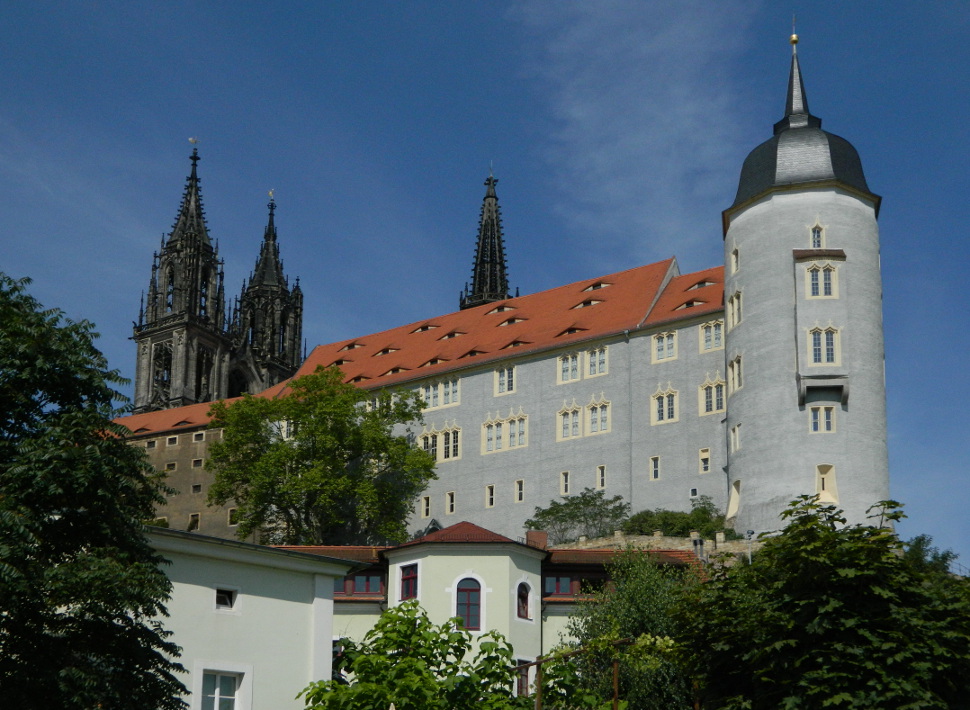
150, 528, 359, 710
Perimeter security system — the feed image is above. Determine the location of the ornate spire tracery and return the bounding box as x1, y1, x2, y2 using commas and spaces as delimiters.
460, 172, 513, 310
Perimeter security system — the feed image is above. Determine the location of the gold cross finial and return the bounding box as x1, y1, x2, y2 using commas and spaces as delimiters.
268, 188, 274, 200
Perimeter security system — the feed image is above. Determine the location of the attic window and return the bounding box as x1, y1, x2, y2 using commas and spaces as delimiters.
174, 420, 191, 427
503, 340, 528, 349
331, 358, 350, 367
136, 428, 150, 434
374, 348, 399, 356
383, 367, 408, 376
499, 318, 525, 326
583, 282, 611, 291
572, 299, 603, 309
440, 331, 465, 340
459, 350, 484, 358
412, 324, 439, 333
557, 326, 587, 337
422, 358, 446, 367
688, 280, 715, 290
675, 300, 705, 310
340, 342, 364, 351
349, 375, 370, 383
486, 305, 515, 314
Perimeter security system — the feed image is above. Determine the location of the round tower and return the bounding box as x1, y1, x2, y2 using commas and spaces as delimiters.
722, 36, 888, 532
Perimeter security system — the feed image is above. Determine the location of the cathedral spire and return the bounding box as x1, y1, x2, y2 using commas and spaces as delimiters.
168, 146, 211, 245
250, 194, 285, 288
774, 33, 821, 135
460, 171, 513, 310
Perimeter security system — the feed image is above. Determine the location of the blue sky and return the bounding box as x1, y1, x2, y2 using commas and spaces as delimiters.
3, 2, 968, 565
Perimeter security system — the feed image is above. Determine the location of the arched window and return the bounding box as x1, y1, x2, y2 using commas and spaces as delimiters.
456, 578, 481, 630
517, 582, 531, 619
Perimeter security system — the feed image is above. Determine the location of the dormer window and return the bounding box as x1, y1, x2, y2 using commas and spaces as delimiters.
688, 280, 714, 290
331, 358, 350, 367
558, 326, 587, 337
421, 358, 446, 367
675, 300, 703, 310
499, 317, 525, 326
572, 299, 603, 309
383, 367, 408, 376
349, 375, 369, 383
340, 342, 364, 351
374, 348, 399, 357
486, 305, 515, 315
503, 340, 527, 349
412, 324, 439, 333
583, 282, 611, 291
440, 331, 465, 340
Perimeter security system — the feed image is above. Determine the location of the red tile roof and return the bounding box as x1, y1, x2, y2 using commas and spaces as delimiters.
116, 400, 227, 436
548, 548, 698, 567
114, 259, 724, 435
391, 521, 520, 549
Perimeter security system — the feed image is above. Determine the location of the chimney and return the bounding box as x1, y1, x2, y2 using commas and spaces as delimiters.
526, 530, 548, 550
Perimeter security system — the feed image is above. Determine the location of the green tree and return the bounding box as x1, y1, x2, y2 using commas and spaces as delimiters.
623, 495, 740, 540
557, 549, 697, 709
302, 599, 531, 710
207, 366, 435, 545
681, 497, 970, 709
525, 487, 630, 545
0, 274, 186, 709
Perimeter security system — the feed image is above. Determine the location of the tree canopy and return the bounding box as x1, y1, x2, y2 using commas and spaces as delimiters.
206, 366, 435, 545
623, 495, 740, 540
302, 600, 531, 710
0, 274, 186, 709
524, 487, 630, 545
560, 549, 697, 709
681, 497, 970, 709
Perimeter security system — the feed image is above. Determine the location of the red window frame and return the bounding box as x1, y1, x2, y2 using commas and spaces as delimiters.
517, 583, 531, 619
456, 578, 481, 630
400, 564, 418, 600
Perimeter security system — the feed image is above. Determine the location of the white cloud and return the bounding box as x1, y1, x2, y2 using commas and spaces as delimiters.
515, 0, 761, 273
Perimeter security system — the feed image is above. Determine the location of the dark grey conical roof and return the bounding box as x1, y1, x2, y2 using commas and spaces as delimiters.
732, 41, 873, 208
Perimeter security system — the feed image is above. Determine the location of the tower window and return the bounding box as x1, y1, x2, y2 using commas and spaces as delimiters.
727, 292, 743, 330
650, 456, 660, 480
456, 578, 481, 630
811, 224, 825, 248
515, 479, 524, 502
485, 485, 495, 508
728, 356, 743, 394
809, 327, 841, 365
806, 264, 839, 299
699, 448, 711, 474
596, 465, 606, 489
420, 496, 431, 518
810, 406, 836, 433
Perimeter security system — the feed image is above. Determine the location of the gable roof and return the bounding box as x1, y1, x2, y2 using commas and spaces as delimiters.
391, 521, 521, 549
117, 399, 226, 437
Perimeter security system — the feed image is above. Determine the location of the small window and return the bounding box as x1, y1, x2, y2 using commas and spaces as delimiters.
456, 578, 481, 630
191, 484, 202, 494
560, 471, 570, 496
401, 564, 418, 600
420, 496, 431, 518
145, 440, 157, 450
810, 406, 836, 433
731, 247, 740, 273
515, 479, 524, 503
728, 356, 743, 394
165, 462, 176, 472
192, 458, 203, 468
811, 223, 825, 248
215, 588, 236, 610
446, 491, 456, 515
496, 366, 516, 394
596, 465, 606, 489
201, 672, 239, 710
187, 513, 200, 531
227, 508, 239, 526
193, 431, 205, 442
730, 423, 742, 452
167, 436, 178, 446
690, 488, 698, 498
517, 582, 531, 619
652, 332, 677, 363
485, 485, 495, 508
650, 457, 660, 480
544, 576, 571, 596
727, 291, 743, 330
699, 448, 711, 474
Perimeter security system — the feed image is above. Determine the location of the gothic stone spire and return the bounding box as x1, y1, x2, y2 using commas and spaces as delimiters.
460, 172, 512, 310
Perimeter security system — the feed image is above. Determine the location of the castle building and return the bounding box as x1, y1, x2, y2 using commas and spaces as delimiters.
132, 149, 303, 414
119, 37, 889, 541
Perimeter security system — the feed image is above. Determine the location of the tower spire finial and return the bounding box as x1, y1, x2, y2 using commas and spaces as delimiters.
790, 13, 798, 53
773, 30, 820, 135
460, 170, 513, 309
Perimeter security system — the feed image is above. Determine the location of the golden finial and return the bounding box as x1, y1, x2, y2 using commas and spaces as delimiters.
790, 13, 798, 49
188, 137, 198, 145
268, 188, 275, 200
